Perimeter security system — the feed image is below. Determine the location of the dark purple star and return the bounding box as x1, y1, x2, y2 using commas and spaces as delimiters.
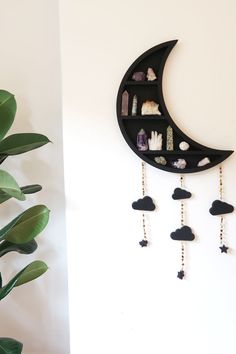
139, 239, 148, 247
220, 244, 228, 253
177, 270, 185, 279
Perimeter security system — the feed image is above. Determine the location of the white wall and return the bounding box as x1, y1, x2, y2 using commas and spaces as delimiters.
0, 1, 70, 354
60, 1, 236, 354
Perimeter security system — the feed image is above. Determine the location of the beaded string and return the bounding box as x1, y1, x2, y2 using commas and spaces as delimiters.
178, 175, 185, 279
140, 162, 148, 247
219, 166, 228, 253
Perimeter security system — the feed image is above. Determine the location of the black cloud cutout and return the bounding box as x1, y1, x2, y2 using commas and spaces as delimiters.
172, 188, 192, 200
209, 200, 234, 216
132, 196, 155, 211
170, 226, 195, 241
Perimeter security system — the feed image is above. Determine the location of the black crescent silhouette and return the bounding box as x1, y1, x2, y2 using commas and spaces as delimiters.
116, 40, 233, 173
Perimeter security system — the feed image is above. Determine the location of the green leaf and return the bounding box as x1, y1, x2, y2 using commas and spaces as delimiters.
15, 260, 48, 287
0, 133, 50, 155
21, 184, 42, 194
0, 240, 38, 257
0, 268, 26, 300
0, 155, 7, 165
0, 90, 16, 142
0, 170, 25, 201
0, 184, 42, 204
0, 337, 23, 354
0, 261, 48, 300
0, 192, 10, 204
0, 205, 50, 244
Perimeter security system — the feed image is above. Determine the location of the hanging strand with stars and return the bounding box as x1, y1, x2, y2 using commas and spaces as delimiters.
178, 175, 185, 279
219, 166, 229, 254
139, 162, 148, 247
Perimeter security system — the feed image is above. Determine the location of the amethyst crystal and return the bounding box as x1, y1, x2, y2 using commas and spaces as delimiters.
132, 72, 146, 81
137, 129, 148, 151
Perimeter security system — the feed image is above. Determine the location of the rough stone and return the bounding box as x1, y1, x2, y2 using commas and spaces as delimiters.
154, 156, 167, 165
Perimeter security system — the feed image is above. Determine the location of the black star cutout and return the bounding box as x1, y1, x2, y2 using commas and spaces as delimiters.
220, 244, 229, 253
139, 239, 148, 247
177, 270, 185, 279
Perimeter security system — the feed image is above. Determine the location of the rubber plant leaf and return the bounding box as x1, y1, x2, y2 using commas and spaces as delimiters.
0, 170, 25, 201
0, 90, 16, 142
0, 133, 50, 155
21, 184, 42, 194
0, 337, 23, 354
0, 184, 42, 204
0, 240, 38, 257
0, 261, 48, 300
0, 205, 50, 244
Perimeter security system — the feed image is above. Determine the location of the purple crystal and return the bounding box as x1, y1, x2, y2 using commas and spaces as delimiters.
137, 129, 148, 151
132, 72, 146, 81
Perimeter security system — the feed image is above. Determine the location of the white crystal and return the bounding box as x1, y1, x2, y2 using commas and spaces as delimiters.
141, 100, 161, 115
197, 157, 210, 167
179, 141, 189, 151
131, 95, 137, 116
148, 131, 162, 150
146, 67, 157, 81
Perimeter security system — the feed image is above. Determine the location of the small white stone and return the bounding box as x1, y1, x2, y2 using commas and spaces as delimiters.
197, 157, 210, 167
179, 141, 189, 151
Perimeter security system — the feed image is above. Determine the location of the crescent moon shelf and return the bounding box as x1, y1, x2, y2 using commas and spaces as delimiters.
116, 40, 233, 173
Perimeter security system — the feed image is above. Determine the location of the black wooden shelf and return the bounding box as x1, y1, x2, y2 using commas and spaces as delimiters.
116, 40, 233, 174
142, 150, 221, 156
125, 81, 159, 86
120, 115, 165, 120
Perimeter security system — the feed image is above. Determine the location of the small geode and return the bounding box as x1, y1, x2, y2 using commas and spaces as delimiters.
141, 100, 161, 115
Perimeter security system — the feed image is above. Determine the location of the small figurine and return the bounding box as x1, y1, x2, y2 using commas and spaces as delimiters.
121, 90, 129, 116
132, 72, 146, 81
131, 95, 137, 116
137, 129, 148, 151
146, 67, 157, 81
141, 100, 161, 115
148, 131, 162, 150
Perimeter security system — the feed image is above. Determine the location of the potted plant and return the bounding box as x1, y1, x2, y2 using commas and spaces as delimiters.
0, 90, 51, 354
